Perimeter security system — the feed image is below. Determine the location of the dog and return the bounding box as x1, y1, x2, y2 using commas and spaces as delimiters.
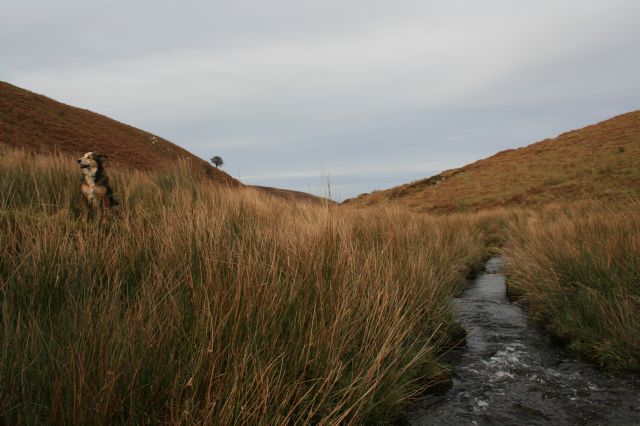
77, 152, 117, 222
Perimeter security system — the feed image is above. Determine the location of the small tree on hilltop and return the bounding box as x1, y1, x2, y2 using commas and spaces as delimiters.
210, 156, 224, 168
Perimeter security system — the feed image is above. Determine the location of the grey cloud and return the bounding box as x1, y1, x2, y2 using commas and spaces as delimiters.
2, 0, 639, 198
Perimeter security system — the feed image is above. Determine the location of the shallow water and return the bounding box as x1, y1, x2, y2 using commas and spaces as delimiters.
405, 257, 640, 425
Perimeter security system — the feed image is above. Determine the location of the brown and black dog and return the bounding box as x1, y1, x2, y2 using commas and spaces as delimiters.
77, 152, 117, 221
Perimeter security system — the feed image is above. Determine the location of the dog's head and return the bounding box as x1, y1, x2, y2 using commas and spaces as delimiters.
77, 152, 107, 176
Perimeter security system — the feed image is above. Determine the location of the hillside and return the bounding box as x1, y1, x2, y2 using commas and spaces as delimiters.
346, 111, 640, 212
0, 81, 331, 203
0, 81, 239, 185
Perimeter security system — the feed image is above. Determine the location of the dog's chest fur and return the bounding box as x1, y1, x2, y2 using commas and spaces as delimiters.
80, 177, 107, 207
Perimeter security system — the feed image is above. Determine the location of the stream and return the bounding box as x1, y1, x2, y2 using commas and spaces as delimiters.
405, 257, 640, 425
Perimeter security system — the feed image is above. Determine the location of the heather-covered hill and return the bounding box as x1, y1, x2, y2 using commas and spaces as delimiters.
0, 81, 238, 185
347, 111, 640, 212
0, 81, 330, 203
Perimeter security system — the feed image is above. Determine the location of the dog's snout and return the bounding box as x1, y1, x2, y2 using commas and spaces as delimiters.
77, 159, 81, 163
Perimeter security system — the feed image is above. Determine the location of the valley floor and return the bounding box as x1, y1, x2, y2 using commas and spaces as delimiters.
1, 148, 638, 424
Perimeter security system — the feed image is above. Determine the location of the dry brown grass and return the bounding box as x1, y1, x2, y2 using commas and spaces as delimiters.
0, 149, 486, 424
504, 203, 640, 372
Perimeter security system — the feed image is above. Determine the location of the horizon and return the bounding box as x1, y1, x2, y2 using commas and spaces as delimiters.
3, 0, 639, 200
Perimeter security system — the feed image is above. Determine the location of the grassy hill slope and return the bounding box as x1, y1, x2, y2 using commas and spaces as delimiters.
0, 81, 331, 203
347, 111, 640, 212
0, 81, 238, 185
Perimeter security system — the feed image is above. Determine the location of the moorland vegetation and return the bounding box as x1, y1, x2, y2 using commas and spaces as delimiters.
0, 148, 488, 424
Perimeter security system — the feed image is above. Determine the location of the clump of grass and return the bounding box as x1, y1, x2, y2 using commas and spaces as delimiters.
504, 204, 640, 372
0, 149, 485, 424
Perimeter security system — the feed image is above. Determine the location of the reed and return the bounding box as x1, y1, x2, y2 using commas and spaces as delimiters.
504, 204, 640, 372
0, 149, 486, 424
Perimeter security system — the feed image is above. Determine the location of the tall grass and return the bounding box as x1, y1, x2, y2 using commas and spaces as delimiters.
505, 204, 640, 372
0, 149, 485, 424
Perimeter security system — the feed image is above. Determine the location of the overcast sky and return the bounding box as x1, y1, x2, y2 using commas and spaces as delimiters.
2, 1, 639, 199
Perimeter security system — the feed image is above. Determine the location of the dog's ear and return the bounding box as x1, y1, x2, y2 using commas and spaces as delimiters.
95, 153, 108, 164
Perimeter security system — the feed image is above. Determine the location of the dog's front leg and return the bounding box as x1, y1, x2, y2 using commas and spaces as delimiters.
100, 195, 110, 224
82, 196, 93, 221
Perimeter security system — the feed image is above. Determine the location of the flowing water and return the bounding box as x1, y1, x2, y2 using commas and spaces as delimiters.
405, 257, 640, 425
